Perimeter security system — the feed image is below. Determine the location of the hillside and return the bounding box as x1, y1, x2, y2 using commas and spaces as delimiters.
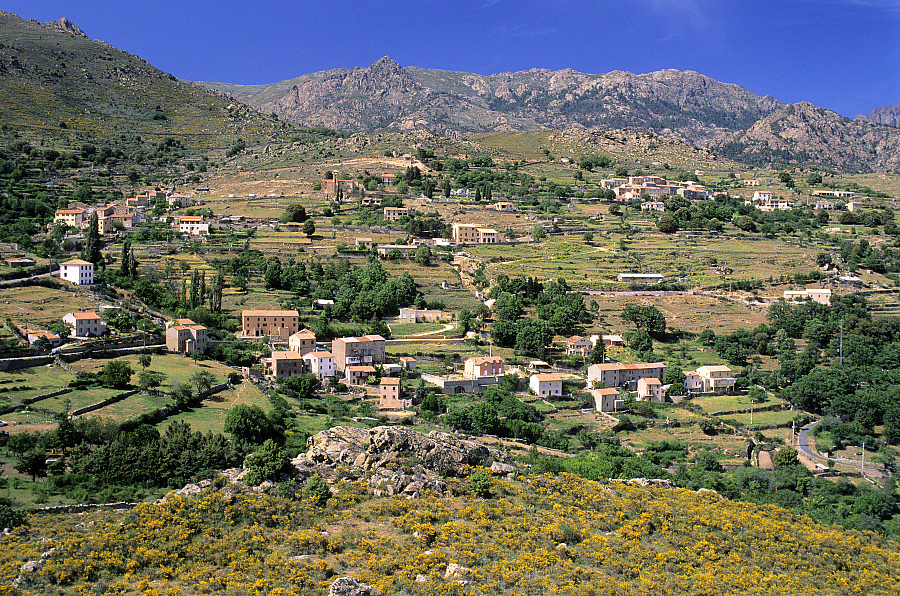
713, 102, 900, 173
201, 57, 900, 173
2, 471, 898, 595
0, 10, 295, 152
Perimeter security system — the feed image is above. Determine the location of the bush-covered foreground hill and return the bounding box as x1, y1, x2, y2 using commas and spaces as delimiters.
2, 473, 898, 595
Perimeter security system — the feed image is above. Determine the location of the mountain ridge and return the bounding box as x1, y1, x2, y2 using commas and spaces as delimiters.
201, 56, 900, 173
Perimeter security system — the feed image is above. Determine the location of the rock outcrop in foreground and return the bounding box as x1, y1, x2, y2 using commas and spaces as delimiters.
290, 426, 511, 498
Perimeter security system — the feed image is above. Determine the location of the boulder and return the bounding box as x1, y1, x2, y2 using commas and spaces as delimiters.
444, 562, 473, 581
329, 576, 382, 596
295, 426, 511, 478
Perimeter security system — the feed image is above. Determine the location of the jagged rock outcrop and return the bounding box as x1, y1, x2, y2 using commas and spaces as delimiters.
41, 17, 88, 38
712, 102, 900, 173
857, 104, 900, 128
298, 425, 508, 476
287, 425, 511, 497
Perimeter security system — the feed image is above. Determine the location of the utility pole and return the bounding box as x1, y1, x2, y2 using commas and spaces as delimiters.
861, 442, 865, 475
840, 319, 844, 365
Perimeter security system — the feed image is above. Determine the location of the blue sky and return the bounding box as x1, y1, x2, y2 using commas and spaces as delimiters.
6, 1, 899, 118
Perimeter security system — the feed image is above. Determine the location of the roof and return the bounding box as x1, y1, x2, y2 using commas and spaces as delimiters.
242, 310, 300, 317
567, 335, 590, 343
346, 365, 376, 372
291, 329, 316, 338
698, 365, 732, 373
67, 311, 100, 320
591, 362, 665, 371
399, 357, 416, 362
61, 259, 92, 266
270, 351, 303, 360
306, 351, 334, 359
55, 209, 85, 214
380, 377, 400, 385
641, 378, 662, 385
466, 356, 504, 365
593, 387, 620, 396
532, 373, 563, 381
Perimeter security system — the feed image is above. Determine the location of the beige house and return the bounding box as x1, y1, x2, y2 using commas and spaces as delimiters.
683, 370, 703, 394
59, 259, 94, 285
696, 365, 736, 394
592, 387, 622, 412
601, 334, 625, 347
267, 351, 307, 379
494, 202, 516, 211
332, 335, 386, 371
399, 356, 417, 370
242, 310, 300, 340
62, 311, 106, 338
847, 201, 864, 212
176, 216, 209, 235
53, 208, 86, 229
464, 356, 505, 379
345, 365, 376, 386
166, 318, 208, 353
379, 377, 410, 408
288, 329, 317, 355
376, 244, 416, 257
637, 377, 665, 402
530, 373, 563, 397
398, 308, 448, 323
383, 207, 409, 221
477, 228, 500, 243
587, 362, 666, 389
355, 238, 375, 250
784, 288, 831, 305
452, 223, 480, 244
566, 336, 594, 358
640, 201, 665, 212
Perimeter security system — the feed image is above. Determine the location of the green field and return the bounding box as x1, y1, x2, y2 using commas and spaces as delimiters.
387, 322, 447, 336
156, 380, 270, 435
690, 392, 780, 415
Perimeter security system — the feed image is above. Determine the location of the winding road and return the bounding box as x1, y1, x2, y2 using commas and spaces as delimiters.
798, 421, 884, 479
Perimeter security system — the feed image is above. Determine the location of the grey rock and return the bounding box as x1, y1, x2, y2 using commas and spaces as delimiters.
329, 576, 383, 596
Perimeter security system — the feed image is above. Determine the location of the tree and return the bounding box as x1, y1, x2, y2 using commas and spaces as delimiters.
243, 439, 288, 486
224, 404, 275, 444
609, 204, 622, 217
190, 370, 216, 394
414, 244, 432, 266
138, 354, 152, 370
468, 467, 493, 498
15, 448, 48, 482
816, 252, 833, 267
657, 214, 678, 233
99, 360, 134, 389
304, 473, 331, 506
622, 305, 666, 335
280, 204, 307, 223
138, 370, 167, 394
532, 225, 546, 241
81, 212, 102, 265
772, 446, 800, 469
302, 219, 316, 238
806, 172, 823, 185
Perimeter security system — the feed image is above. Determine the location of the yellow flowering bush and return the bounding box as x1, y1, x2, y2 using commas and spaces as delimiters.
0, 474, 898, 594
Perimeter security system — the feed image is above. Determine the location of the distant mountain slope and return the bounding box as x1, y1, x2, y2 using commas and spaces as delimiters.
203, 57, 781, 143
202, 57, 900, 173
712, 102, 900, 173
857, 104, 900, 128
0, 10, 289, 150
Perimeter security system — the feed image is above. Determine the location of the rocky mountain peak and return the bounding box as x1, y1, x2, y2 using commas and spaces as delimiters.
42, 17, 87, 38
857, 104, 900, 128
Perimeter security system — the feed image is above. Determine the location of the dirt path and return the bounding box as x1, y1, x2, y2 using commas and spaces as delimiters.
406, 323, 455, 337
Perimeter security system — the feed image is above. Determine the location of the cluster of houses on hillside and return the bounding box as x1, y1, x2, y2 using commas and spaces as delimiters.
208, 309, 738, 413
51, 190, 207, 240
601, 175, 716, 205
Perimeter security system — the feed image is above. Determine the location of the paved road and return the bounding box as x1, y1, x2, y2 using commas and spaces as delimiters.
798, 421, 884, 478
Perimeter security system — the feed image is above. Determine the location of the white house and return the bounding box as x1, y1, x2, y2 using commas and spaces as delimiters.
530, 373, 563, 397
59, 259, 94, 285
302, 351, 336, 380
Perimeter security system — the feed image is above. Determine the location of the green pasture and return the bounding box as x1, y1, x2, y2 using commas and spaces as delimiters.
156, 380, 270, 435
728, 410, 799, 427
690, 392, 779, 415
